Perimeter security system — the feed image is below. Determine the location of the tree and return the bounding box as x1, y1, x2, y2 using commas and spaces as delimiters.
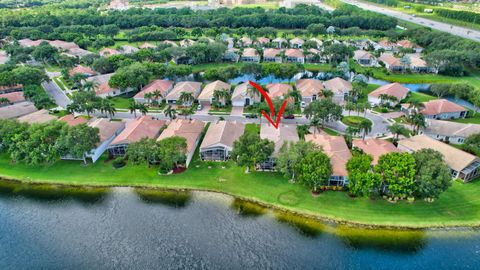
0, 97, 10, 106
164, 105, 177, 120
296, 150, 332, 192
304, 99, 342, 128
387, 123, 410, 141
0, 119, 28, 152
109, 63, 152, 91
128, 100, 139, 117
409, 112, 426, 135
92, 57, 114, 74
157, 136, 188, 172
400, 55, 411, 73
137, 103, 149, 116
56, 124, 100, 164
276, 141, 319, 181
346, 152, 382, 197
375, 152, 416, 199
359, 119, 372, 140
307, 23, 326, 36
127, 138, 160, 166
12, 66, 48, 85
32, 42, 58, 63
82, 80, 98, 92
412, 149, 451, 200
178, 91, 195, 106
231, 132, 274, 173
100, 99, 116, 119
429, 84, 450, 98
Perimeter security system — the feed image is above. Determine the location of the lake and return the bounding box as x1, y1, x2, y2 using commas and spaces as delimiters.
1, 180, 479, 269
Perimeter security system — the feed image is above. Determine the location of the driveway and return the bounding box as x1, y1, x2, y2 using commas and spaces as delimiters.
197, 105, 210, 115
42, 80, 71, 108
231, 106, 244, 116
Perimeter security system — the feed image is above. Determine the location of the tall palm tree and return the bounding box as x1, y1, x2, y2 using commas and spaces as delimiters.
322, 89, 334, 99
387, 123, 409, 141
408, 99, 425, 112
409, 112, 426, 135
287, 89, 302, 104
128, 100, 138, 117
137, 103, 149, 116
103, 100, 117, 119
178, 91, 195, 107
0, 97, 10, 106
144, 93, 153, 105
309, 117, 322, 135
359, 119, 372, 140
164, 105, 177, 120
180, 107, 194, 119
151, 90, 163, 106
83, 81, 98, 92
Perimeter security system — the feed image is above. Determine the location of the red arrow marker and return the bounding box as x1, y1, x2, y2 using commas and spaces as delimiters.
248, 80, 287, 129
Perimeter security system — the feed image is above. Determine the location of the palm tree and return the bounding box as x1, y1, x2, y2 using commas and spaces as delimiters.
387, 123, 409, 141
359, 119, 372, 140
128, 100, 138, 117
164, 105, 177, 120
137, 103, 149, 116
213, 89, 230, 107
408, 99, 425, 112
344, 102, 355, 116
309, 117, 322, 135
0, 97, 10, 106
287, 89, 302, 104
378, 94, 389, 107
103, 100, 117, 119
322, 89, 334, 99
151, 90, 163, 106
180, 107, 194, 119
144, 93, 153, 105
83, 81, 98, 92
84, 102, 94, 117
178, 91, 195, 107
409, 112, 426, 135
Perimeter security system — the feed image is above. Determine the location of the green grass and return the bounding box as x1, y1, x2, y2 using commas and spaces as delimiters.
53, 77, 66, 91
323, 127, 340, 136
1, 151, 480, 228
404, 92, 436, 103
341, 116, 372, 128
209, 105, 232, 114
245, 123, 260, 135
450, 111, 480, 125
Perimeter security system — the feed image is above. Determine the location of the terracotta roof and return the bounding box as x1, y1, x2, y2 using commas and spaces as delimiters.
49, 40, 79, 50
368, 83, 409, 100
88, 118, 125, 144
134, 80, 173, 99
0, 91, 25, 103
323, 77, 352, 94
99, 48, 120, 57
352, 138, 399, 165
354, 50, 373, 60
398, 135, 478, 172
85, 73, 116, 96
17, 109, 57, 124
239, 37, 253, 45
69, 65, 96, 77
308, 48, 321, 55
110, 116, 166, 145
65, 47, 92, 57
263, 48, 281, 58
421, 99, 466, 116
0, 101, 37, 119
409, 54, 427, 67
200, 121, 245, 151
290, 38, 305, 45
232, 82, 258, 103
242, 48, 258, 57
378, 39, 396, 48
296, 79, 324, 97
58, 114, 89, 126
165, 81, 202, 101
265, 83, 293, 99
285, 49, 304, 58
425, 119, 480, 138
139, 42, 156, 49
0, 84, 23, 92
157, 119, 205, 153
256, 37, 270, 44
396, 39, 414, 48
305, 134, 352, 176
379, 53, 401, 67
198, 80, 231, 101
260, 123, 299, 156
0, 51, 9, 64
18, 39, 45, 47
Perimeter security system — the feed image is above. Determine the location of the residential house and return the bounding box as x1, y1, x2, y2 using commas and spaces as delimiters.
231, 82, 260, 107
63, 47, 92, 59
0, 91, 25, 105
263, 48, 282, 63
69, 65, 96, 77
378, 53, 404, 72
420, 99, 467, 119
353, 50, 376, 66
272, 37, 287, 49
255, 37, 270, 47
173, 54, 193, 65
133, 80, 174, 104
352, 138, 399, 165
0, 101, 37, 119
238, 36, 253, 47
305, 134, 352, 186
180, 39, 195, 47
99, 48, 121, 57
223, 48, 240, 62
421, 119, 480, 144
85, 73, 133, 98
139, 42, 156, 49
284, 49, 305, 64
199, 121, 245, 161
323, 77, 352, 104
241, 48, 260, 63
296, 79, 323, 105
58, 114, 89, 126
377, 39, 397, 51
306, 48, 324, 63
157, 119, 205, 167
409, 54, 435, 73
398, 135, 480, 182
119, 45, 139, 55
265, 83, 293, 99
49, 40, 80, 51
86, 118, 126, 163
289, 38, 304, 49
396, 39, 423, 53
18, 38, 45, 47
260, 123, 299, 170
0, 84, 23, 94
355, 39, 372, 50
18, 109, 57, 124
165, 81, 202, 105
160, 40, 178, 47
108, 116, 167, 157
309, 38, 323, 49
368, 83, 409, 106
198, 80, 231, 106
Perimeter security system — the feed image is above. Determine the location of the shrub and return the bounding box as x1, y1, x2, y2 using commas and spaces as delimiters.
112, 157, 126, 168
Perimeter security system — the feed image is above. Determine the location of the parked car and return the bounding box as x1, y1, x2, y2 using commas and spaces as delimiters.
283, 115, 295, 119
245, 113, 258, 118
197, 104, 202, 111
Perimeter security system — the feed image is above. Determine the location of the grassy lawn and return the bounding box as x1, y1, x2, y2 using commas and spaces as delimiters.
450, 112, 480, 125
404, 92, 436, 103
342, 116, 372, 128
53, 77, 66, 91
209, 105, 232, 114
1, 150, 480, 228
358, 83, 380, 103
323, 127, 341, 136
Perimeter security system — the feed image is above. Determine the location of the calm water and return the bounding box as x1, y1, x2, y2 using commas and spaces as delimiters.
1, 181, 479, 270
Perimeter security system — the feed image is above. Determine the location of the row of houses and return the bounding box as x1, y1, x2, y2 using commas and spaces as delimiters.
226, 48, 326, 64
18, 39, 92, 58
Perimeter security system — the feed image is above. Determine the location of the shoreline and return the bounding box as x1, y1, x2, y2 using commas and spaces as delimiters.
2, 176, 479, 230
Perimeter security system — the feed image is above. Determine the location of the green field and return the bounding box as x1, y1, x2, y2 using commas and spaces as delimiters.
342, 116, 372, 128
404, 91, 436, 103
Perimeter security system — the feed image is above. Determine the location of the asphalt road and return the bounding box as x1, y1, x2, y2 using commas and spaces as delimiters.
42, 80, 71, 109
341, 0, 480, 43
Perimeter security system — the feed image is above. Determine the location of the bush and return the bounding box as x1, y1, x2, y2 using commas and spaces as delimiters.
112, 157, 126, 168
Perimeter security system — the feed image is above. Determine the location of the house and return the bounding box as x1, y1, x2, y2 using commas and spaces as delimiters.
421, 119, 480, 145
309, 38, 323, 49
0, 84, 23, 94
119, 45, 139, 55
398, 135, 480, 182
306, 48, 324, 63
263, 48, 282, 63
355, 39, 372, 50
377, 39, 397, 51
265, 83, 293, 99
198, 80, 231, 106
296, 79, 323, 105
409, 54, 435, 73
63, 47, 92, 59
139, 42, 156, 49
223, 48, 240, 62
99, 48, 121, 57
352, 138, 399, 165
289, 38, 304, 49
180, 39, 195, 47
353, 50, 376, 66
17, 109, 57, 124
157, 119, 205, 167
0, 50, 10, 64
231, 82, 260, 107
69, 65, 96, 77
133, 80, 174, 104
85, 73, 132, 98
18, 38, 45, 47
86, 118, 126, 163
368, 83, 409, 106
260, 123, 299, 170
58, 114, 88, 126
305, 134, 352, 186
323, 77, 352, 104
241, 48, 260, 63
238, 36, 253, 47
199, 121, 245, 161
0, 101, 37, 119
284, 49, 305, 64
165, 81, 202, 106
108, 116, 167, 157
420, 99, 468, 119
378, 53, 404, 72
272, 37, 288, 49
0, 91, 25, 105
255, 37, 270, 47
160, 40, 178, 47
396, 40, 423, 53
49, 40, 80, 51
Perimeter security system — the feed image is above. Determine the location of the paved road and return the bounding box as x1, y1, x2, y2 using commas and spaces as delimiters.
42, 80, 71, 108
341, 0, 480, 43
